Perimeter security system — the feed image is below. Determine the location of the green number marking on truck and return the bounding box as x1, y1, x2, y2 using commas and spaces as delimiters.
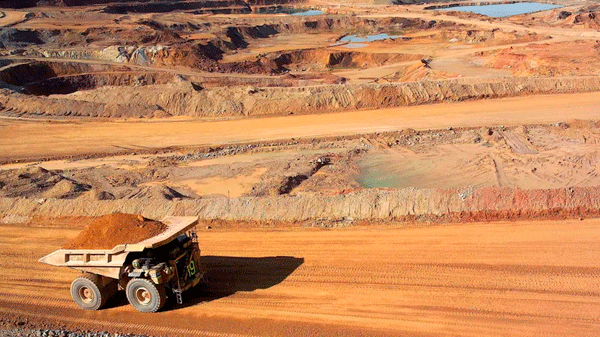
188, 260, 196, 277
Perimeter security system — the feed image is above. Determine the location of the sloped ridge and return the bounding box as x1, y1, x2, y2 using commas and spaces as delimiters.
4, 186, 600, 224
3, 76, 600, 119
0, 166, 90, 199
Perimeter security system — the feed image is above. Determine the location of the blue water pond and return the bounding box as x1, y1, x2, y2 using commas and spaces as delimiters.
291, 9, 324, 16
340, 33, 402, 43
443, 2, 561, 17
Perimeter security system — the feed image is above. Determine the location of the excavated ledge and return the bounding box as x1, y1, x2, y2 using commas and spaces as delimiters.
2, 75, 600, 119
2, 186, 600, 223
0, 0, 305, 10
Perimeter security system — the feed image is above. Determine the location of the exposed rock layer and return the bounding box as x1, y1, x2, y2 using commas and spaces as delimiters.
2, 76, 600, 118
2, 186, 600, 222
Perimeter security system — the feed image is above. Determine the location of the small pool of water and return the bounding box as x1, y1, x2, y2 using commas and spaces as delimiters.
291, 9, 324, 16
340, 33, 402, 43
354, 144, 499, 190
442, 2, 561, 17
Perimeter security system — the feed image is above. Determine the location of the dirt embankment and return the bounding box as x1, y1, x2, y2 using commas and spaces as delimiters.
0, 61, 177, 95
0, 88, 155, 118
0, 60, 312, 96
3, 76, 600, 119
542, 9, 600, 29
487, 40, 600, 77
0, 0, 303, 11
273, 49, 424, 71
0, 166, 91, 199
102, 0, 303, 15
2, 186, 600, 224
24, 72, 175, 96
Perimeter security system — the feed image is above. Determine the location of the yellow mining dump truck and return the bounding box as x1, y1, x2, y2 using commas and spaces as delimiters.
39, 216, 204, 313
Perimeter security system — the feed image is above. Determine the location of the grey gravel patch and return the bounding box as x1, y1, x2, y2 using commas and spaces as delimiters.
0, 327, 153, 337
0, 28, 43, 48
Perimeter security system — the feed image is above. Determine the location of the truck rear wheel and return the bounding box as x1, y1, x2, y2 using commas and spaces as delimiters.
125, 278, 166, 313
70, 273, 109, 310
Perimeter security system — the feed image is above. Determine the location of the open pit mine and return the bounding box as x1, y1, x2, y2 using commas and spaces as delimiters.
1, 0, 600, 336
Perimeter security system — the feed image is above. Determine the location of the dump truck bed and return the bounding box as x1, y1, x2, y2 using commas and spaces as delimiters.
38, 216, 198, 278
128, 216, 199, 250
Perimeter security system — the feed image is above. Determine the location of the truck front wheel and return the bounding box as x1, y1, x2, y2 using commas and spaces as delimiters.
70, 273, 109, 310
125, 278, 166, 313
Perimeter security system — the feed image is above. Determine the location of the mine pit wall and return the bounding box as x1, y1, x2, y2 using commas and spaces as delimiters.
0, 89, 160, 118
226, 76, 600, 117
3, 75, 600, 118
273, 49, 424, 70
101, 0, 303, 14
24, 72, 175, 96
0, 62, 105, 87
2, 186, 600, 224
0, 0, 304, 9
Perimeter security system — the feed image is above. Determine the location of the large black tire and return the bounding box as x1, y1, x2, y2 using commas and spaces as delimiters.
125, 278, 166, 313
70, 274, 109, 310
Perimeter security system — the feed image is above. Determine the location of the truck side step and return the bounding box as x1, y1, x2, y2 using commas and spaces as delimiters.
173, 288, 183, 305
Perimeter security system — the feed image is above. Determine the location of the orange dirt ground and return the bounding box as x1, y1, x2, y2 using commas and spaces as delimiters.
1, 91, 600, 163
1, 219, 600, 336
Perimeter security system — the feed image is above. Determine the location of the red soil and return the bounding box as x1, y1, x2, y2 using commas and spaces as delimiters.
64, 213, 167, 249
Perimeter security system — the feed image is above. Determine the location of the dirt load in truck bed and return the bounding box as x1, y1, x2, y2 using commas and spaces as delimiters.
64, 213, 168, 250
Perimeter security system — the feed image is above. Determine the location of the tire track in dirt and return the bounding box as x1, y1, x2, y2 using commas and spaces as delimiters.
2, 220, 600, 336
0, 307, 256, 337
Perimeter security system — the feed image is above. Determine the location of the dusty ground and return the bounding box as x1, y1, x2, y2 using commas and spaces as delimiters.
1, 92, 599, 164
1, 115, 600, 200
2, 218, 600, 336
